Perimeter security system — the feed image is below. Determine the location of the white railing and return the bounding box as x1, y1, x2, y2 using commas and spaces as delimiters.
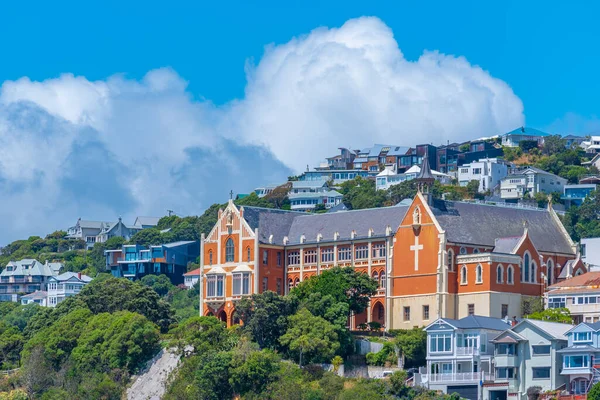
425, 372, 492, 383
456, 347, 480, 356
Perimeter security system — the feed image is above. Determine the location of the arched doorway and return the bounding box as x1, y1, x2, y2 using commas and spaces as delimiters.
372, 302, 385, 326
230, 311, 240, 326
218, 310, 227, 323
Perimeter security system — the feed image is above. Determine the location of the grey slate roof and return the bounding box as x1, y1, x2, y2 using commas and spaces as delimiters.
431, 200, 574, 255
242, 207, 305, 245
327, 203, 348, 213
134, 216, 161, 227
242, 206, 409, 245
493, 236, 522, 254
21, 291, 48, 300
440, 315, 512, 331
286, 206, 409, 245
50, 272, 93, 283
1, 259, 56, 277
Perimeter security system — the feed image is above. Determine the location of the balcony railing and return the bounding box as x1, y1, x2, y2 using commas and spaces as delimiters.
456, 347, 480, 356
424, 372, 492, 383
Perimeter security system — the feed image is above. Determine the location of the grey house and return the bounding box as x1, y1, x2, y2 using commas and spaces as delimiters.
488, 319, 571, 400
0, 259, 62, 302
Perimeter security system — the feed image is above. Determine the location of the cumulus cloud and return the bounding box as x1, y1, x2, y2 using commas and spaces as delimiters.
0, 16, 524, 244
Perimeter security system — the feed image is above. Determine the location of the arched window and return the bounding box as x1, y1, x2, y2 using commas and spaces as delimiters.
523, 252, 530, 283
476, 264, 483, 283
246, 247, 251, 262
372, 271, 379, 283
531, 261, 537, 283
288, 278, 294, 290
447, 249, 454, 271
461, 266, 467, 284
460, 247, 467, 255
497, 264, 504, 284
294, 278, 300, 287
380, 272, 386, 289
226, 238, 235, 262
209, 250, 213, 266
547, 259, 554, 285
473, 248, 480, 254
507, 265, 514, 284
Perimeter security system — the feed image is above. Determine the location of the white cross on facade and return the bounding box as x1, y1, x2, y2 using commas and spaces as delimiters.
410, 235, 423, 271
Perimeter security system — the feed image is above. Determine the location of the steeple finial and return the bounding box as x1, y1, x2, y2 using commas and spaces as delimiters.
416, 151, 435, 205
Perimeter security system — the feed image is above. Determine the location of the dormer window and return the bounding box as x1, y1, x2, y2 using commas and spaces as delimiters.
573, 332, 592, 343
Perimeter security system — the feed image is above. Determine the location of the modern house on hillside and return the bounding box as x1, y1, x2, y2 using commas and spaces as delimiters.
67, 216, 161, 249
458, 158, 508, 193
547, 272, 600, 324
415, 315, 512, 400
500, 167, 567, 201
105, 240, 200, 285
184, 268, 200, 289
501, 127, 549, 147
486, 319, 571, 400
562, 183, 597, 207
0, 259, 62, 302
47, 272, 92, 307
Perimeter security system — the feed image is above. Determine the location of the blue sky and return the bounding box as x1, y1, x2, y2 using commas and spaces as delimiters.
0, 1, 598, 243
1, 0, 598, 131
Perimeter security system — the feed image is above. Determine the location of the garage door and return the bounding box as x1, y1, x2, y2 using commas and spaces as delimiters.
448, 385, 478, 400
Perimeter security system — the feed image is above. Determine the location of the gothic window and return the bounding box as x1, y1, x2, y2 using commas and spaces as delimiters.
507, 265, 514, 284
476, 264, 483, 283
413, 207, 421, 224
380, 272, 386, 289
447, 249, 455, 271
497, 264, 503, 284
372, 271, 379, 282
523, 252, 530, 283
209, 250, 213, 266
547, 259, 554, 285
246, 247, 251, 262
461, 266, 467, 284
225, 238, 235, 262
531, 261, 537, 283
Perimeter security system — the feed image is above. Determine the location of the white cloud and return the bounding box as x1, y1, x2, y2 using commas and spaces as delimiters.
0, 16, 524, 244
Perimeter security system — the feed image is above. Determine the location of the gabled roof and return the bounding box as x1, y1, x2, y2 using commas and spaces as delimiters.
1, 259, 56, 277
134, 216, 161, 227
491, 329, 527, 343
184, 268, 200, 277
558, 259, 579, 279
493, 235, 522, 254
50, 272, 93, 283
550, 271, 600, 289
504, 127, 550, 137
388, 146, 410, 156
433, 315, 512, 331
242, 207, 305, 245
21, 291, 48, 300
76, 220, 107, 229
291, 180, 327, 189
431, 200, 575, 255
327, 202, 348, 213
515, 319, 572, 340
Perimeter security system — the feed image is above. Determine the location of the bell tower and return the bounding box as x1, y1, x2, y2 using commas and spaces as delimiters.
416, 150, 435, 205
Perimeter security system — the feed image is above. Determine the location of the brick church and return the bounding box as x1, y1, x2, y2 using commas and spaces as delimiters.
199, 154, 585, 330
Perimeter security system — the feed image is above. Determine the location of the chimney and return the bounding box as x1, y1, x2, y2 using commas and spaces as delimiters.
511, 316, 518, 327
77, 272, 82, 280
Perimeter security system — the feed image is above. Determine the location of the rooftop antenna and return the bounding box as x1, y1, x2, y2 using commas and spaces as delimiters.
167, 210, 174, 217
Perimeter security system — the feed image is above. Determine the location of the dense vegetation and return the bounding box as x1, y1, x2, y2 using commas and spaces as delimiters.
165, 267, 435, 400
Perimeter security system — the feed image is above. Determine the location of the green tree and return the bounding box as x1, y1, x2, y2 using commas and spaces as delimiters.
70, 311, 160, 374
280, 308, 339, 366
140, 274, 174, 297
459, 143, 470, 153
291, 267, 378, 316
394, 327, 427, 368
229, 349, 281, 396
519, 140, 538, 153
466, 180, 480, 198
170, 316, 237, 355
78, 277, 174, 332
543, 135, 566, 155
387, 180, 418, 205
0, 322, 24, 368
527, 307, 572, 323
235, 291, 298, 350
588, 381, 600, 400
129, 229, 163, 246
339, 177, 387, 209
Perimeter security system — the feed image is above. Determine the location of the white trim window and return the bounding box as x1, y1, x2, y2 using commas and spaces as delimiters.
372, 243, 386, 259
304, 250, 317, 264
507, 265, 514, 284
288, 251, 300, 266
429, 333, 452, 353
321, 248, 334, 263
461, 266, 468, 284
233, 272, 251, 296
207, 275, 225, 298
497, 264, 504, 284
573, 332, 592, 343
475, 264, 483, 283
338, 247, 351, 261
355, 245, 368, 260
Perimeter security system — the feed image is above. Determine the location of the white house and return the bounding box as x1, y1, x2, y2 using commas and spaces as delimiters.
581, 238, 600, 270
288, 190, 343, 211
20, 291, 48, 307
184, 268, 200, 289
458, 158, 508, 193
582, 136, 600, 154
47, 272, 92, 307
500, 167, 567, 201
501, 127, 549, 147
